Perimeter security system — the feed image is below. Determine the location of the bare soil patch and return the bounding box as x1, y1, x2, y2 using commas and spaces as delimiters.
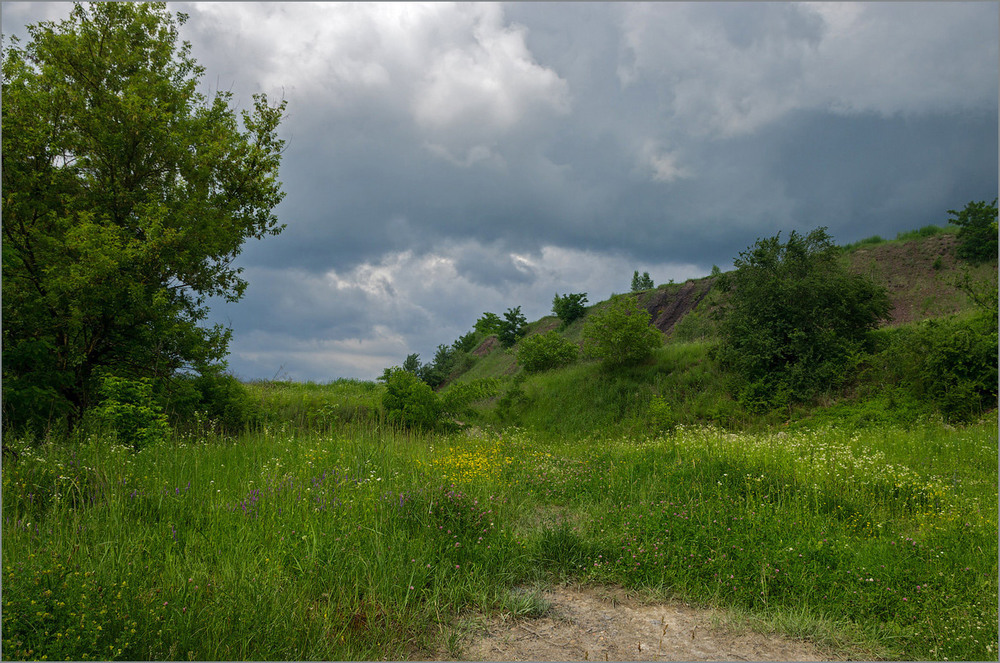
474, 336, 501, 357
640, 279, 716, 334
455, 585, 833, 662
846, 234, 976, 326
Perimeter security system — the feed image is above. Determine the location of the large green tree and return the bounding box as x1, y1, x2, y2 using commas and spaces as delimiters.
716, 227, 891, 409
2, 3, 287, 430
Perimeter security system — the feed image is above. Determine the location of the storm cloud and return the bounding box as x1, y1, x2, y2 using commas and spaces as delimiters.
3, 2, 996, 381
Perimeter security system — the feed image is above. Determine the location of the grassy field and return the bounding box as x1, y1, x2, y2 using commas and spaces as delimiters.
3, 385, 996, 660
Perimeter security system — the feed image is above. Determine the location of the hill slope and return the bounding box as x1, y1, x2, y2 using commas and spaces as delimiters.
433, 229, 995, 432
844, 232, 992, 325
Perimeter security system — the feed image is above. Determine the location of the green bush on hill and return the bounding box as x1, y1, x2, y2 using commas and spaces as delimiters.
381, 367, 441, 429
401, 353, 421, 374
418, 344, 456, 388
868, 276, 998, 423
630, 270, 655, 292
497, 307, 528, 348
517, 331, 579, 373
716, 227, 891, 410
582, 296, 662, 368
551, 292, 588, 328
474, 312, 504, 336
948, 198, 998, 263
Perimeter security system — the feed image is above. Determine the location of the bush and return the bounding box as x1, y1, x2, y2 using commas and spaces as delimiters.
165, 370, 260, 434
646, 394, 676, 432
631, 271, 655, 292
474, 312, 503, 337
418, 344, 455, 388
875, 313, 998, 423
517, 332, 579, 373
452, 330, 479, 353
497, 307, 528, 348
948, 199, 998, 263
381, 367, 442, 429
716, 227, 890, 405
92, 376, 170, 449
582, 296, 662, 368
551, 293, 588, 328
401, 353, 422, 374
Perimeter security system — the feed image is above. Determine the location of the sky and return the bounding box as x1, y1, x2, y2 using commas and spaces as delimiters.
3, 2, 998, 382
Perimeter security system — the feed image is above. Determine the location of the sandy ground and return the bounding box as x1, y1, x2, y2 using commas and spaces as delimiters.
453, 585, 833, 662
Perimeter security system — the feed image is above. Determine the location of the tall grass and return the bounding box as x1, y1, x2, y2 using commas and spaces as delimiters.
245, 379, 385, 430
3, 415, 995, 660
476, 341, 750, 435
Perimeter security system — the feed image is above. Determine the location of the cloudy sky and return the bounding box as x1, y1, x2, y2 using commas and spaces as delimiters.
3, 2, 998, 382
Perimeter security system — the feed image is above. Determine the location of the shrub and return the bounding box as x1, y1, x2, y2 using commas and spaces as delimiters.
401, 353, 421, 374
646, 395, 676, 432
166, 370, 260, 434
517, 332, 579, 373
551, 292, 588, 328
948, 199, 998, 263
474, 312, 504, 337
419, 344, 456, 388
630, 270, 655, 292
452, 330, 479, 353
381, 367, 442, 429
878, 312, 998, 422
92, 376, 170, 449
497, 307, 528, 348
716, 227, 890, 405
582, 296, 662, 368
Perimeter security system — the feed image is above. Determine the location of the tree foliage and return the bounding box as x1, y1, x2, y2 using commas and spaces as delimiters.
401, 353, 422, 375
381, 367, 441, 430
948, 198, 998, 264
91, 375, 170, 450
716, 227, 891, 408
631, 271, 654, 292
582, 296, 661, 368
551, 292, 588, 328
517, 331, 579, 373
497, 306, 528, 348
473, 312, 503, 337
418, 344, 456, 388
1, 3, 287, 431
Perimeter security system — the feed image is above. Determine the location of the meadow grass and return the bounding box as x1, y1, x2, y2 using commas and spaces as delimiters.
2, 416, 996, 660
244, 379, 384, 430
477, 341, 751, 434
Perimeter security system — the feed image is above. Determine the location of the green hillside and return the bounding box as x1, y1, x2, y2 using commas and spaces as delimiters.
419, 225, 997, 436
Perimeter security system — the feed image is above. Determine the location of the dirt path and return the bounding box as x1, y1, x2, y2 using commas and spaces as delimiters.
456, 585, 833, 662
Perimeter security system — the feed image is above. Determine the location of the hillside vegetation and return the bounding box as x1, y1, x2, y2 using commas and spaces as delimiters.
402, 223, 997, 437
